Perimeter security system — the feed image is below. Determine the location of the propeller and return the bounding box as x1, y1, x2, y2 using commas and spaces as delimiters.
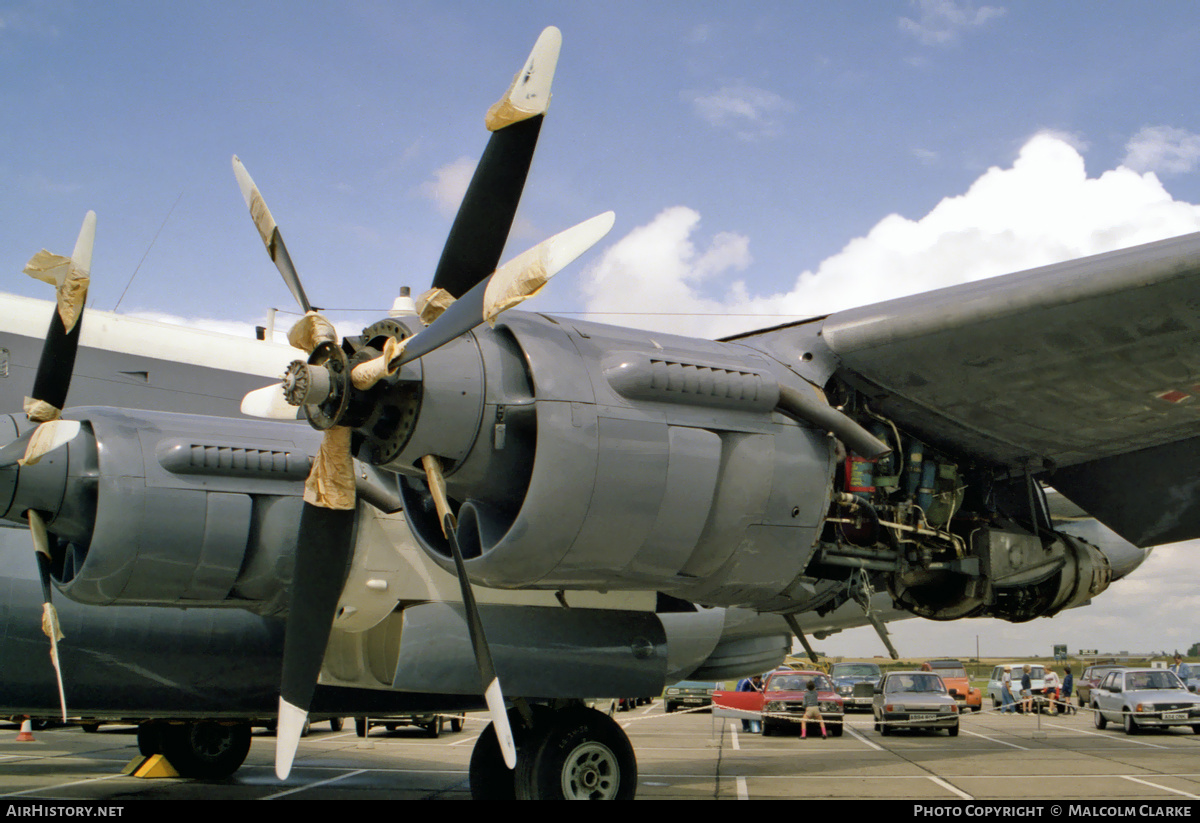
231, 27, 603, 780
13, 210, 97, 721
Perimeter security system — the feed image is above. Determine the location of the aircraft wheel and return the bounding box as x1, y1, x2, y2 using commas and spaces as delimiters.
329, 717, 344, 732
1094, 710, 1107, 729
80, 722, 101, 734
515, 706, 636, 800
469, 705, 552, 800
450, 715, 464, 733
161, 721, 251, 779
137, 722, 164, 756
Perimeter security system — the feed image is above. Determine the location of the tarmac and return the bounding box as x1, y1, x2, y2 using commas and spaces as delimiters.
2, 703, 1199, 802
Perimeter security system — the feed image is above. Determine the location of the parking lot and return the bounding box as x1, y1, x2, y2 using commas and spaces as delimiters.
3, 702, 1200, 801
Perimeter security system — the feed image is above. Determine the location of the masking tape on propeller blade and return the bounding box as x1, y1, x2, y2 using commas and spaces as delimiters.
23, 251, 89, 333
23, 397, 61, 424
351, 337, 404, 390
304, 426, 356, 510
482, 257, 548, 327
288, 311, 337, 354
416, 287, 455, 326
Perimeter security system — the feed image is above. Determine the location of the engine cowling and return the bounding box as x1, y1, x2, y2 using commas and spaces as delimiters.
355, 312, 839, 610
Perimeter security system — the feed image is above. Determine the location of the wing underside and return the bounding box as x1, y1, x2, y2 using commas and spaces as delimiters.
817, 230, 1200, 547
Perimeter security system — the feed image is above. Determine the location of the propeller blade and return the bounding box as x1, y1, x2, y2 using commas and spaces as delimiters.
396, 211, 615, 369
28, 510, 67, 722
241, 382, 302, 420
26, 211, 95, 412
232, 156, 313, 314
275, 427, 357, 780
429, 26, 562, 299
422, 455, 517, 768
0, 420, 82, 469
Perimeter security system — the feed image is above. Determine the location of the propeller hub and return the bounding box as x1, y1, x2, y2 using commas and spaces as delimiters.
282, 360, 332, 407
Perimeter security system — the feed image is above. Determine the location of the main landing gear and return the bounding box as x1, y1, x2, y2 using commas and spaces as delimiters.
137, 720, 252, 778
469, 703, 637, 800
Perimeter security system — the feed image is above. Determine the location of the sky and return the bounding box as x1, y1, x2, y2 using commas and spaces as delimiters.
3, 1, 1200, 658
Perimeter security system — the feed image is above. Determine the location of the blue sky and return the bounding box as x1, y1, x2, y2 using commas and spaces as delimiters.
4, 1, 1200, 657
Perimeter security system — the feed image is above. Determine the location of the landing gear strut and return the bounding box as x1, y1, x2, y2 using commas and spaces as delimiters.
469, 704, 637, 800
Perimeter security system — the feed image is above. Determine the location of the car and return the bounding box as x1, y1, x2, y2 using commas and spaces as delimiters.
354, 713, 464, 738
760, 670, 845, 737
830, 662, 882, 712
873, 671, 960, 736
921, 659, 982, 712
1091, 668, 1200, 734
986, 663, 1046, 711
663, 681, 717, 713
1076, 665, 1127, 707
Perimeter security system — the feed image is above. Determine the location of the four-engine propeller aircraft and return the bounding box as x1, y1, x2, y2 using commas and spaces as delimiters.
0, 25, 1185, 798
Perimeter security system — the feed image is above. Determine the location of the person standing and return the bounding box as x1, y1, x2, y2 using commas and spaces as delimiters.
1061, 666, 1075, 715
801, 680, 827, 739
738, 674, 763, 733
1000, 666, 1016, 714
1043, 668, 1060, 715
1020, 664, 1033, 713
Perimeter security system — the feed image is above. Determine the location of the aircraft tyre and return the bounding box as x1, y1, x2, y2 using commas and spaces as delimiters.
469, 705, 553, 800
160, 721, 251, 779
425, 716, 442, 738
515, 706, 636, 800
329, 717, 344, 732
137, 722, 163, 757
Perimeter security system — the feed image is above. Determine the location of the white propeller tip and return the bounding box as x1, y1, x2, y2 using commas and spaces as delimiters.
275, 698, 308, 780
241, 383, 299, 419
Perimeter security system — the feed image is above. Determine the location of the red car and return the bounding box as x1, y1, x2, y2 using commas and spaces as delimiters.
714, 671, 845, 736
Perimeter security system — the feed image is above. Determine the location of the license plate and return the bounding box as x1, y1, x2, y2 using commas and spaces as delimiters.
910, 713, 937, 721
1163, 712, 1187, 720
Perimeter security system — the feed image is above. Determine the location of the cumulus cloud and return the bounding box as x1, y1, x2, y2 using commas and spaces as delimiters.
688, 83, 793, 141
576, 132, 1200, 339
1123, 126, 1200, 176
420, 156, 475, 217
899, 0, 1005, 46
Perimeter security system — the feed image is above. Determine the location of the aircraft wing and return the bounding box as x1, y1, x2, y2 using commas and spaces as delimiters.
817, 229, 1200, 547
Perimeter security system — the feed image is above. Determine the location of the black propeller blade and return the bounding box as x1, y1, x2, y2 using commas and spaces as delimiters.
428, 26, 560, 299
15, 210, 96, 721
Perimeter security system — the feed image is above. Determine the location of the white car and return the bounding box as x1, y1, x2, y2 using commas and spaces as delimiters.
986, 663, 1045, 710
1092, 668, 1200, 734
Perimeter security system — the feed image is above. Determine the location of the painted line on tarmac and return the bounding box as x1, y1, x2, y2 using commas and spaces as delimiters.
730, 723, 741, 751
844, 724, 884, 751
1043, 723, 1170, 748
261, 768, 367, 799
4, 772, 125, 797
1121, 775, 1200, 799
928, 775, 972, 800
961, 727, 1029, 749
736, 776, 748, 800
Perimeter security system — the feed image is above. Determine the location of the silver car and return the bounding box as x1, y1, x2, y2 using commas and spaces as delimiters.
1092, 668, 1200, 735
873, 671, 960, 736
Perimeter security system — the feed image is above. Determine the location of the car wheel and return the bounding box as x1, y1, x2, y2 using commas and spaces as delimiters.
992, 697, 1000, 709
762, 720, 773, 737
948, 722, 959, 737
329, 717, 344, 732
1191, 725, 1200, 735
880, 718, 891, 736
1123, 712, 1138, 735
1094, 709, 1107, 730
425, 717, 442, 738
355, 717, 368, 738
831, 721, 844, 737
665, 703, 675, 714
451, 716, 464, 733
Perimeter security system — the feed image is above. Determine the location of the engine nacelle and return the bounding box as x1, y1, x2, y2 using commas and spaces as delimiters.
364, 313, 838, 610
2, 409, 321, 615
887, 527, 1113, 622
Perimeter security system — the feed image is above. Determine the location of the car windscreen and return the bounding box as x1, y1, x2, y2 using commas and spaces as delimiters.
1125, 671, 1185, 691
886, 674, 946, 694
832, 665, 880, 678
769, 675, 831, 691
